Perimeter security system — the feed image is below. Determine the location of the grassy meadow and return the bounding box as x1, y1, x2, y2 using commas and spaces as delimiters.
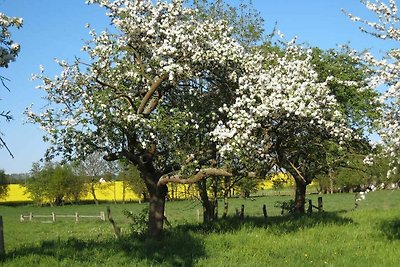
1, 190, 400, 266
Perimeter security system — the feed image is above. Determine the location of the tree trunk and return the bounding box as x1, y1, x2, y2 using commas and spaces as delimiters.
198, 180, 215, 223
222, 195, 229, 218
90, 181, 99, 205
294, 180, 307, 214
329, 171, 334, 194
222, 177, 230, 218
212, 178, 218, 219
141, 165, 167, 239
122, 180, 126, 204
147, 188, 167, 238
54, 196, 63, 206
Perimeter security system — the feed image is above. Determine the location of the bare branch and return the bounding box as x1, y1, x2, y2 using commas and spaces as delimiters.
137, 73, 168, 115
0, 111, 12, 121
95, 78, 119, 91
158, 168, 233, 186
0, 136, 14, 158
142, 96, 160, 115
287, 160, 307, 184
111, 93, 135, 109
0, 75, 11, 92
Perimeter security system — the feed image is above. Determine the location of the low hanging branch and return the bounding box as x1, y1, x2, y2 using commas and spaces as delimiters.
158, 168, 233, 186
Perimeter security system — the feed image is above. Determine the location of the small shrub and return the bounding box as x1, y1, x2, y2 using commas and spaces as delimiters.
275, 200, 296, 214
123, 207, 148, 238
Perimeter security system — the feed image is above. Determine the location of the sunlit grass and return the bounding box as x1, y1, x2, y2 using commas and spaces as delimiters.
1, 190, 400, 266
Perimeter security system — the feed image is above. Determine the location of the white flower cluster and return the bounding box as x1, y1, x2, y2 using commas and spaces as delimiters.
28, 0, 251, 161
0, 13, 23, 68
346, 0, 400, 177
212, 44, 355, 163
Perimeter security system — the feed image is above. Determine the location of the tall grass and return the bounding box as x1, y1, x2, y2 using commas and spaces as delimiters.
1, 190, 400, 266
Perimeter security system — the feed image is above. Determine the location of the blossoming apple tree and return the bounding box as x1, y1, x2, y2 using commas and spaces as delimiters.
0, 12, 22, 157
27, 0, 253, 237
345, 0, 400, 176
213, 44, 359, 213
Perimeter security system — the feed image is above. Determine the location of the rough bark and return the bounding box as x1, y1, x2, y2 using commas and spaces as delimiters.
140, 163, 167, 239
158, 168, 233, 186
198, 180, 216, 223
284, 160, 309, 214
294, 179, 307, 214
147, 188, 167, 238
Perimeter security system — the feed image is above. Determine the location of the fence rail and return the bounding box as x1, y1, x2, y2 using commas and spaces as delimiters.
20, 211, 106, 223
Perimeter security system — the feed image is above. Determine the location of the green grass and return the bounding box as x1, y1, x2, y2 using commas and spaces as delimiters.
1, 190, 400, 266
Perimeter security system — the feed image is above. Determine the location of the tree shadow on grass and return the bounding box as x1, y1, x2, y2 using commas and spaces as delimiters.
4, 212, 354, 266
5, 230, 204, 267
177, 211, 355, 235
380, 218, 400, 240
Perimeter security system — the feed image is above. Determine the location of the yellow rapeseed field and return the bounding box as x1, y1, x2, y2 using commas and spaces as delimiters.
0, 178, 281, 203
0, 184, 31, 202
0, 181, 141, 203
86, 181, 141, 201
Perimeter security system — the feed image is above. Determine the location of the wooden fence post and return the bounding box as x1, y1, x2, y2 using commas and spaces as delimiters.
263, 204, 268, 218
29, 212, 32, 221
307, 199, 313, 214
52, 212, 56, 222
240, 205, 244, 219
0, 216, 5, 259
75, 212, 79, 222
106, 206, 121, 239
20, 214, 24, 222
318, 197, 323, 212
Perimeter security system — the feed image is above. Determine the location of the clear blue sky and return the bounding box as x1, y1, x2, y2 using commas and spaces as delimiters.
0, 0, 395, 174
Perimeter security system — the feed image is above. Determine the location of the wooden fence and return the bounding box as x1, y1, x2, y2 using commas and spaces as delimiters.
195, 197, 324, 221
20, 211, 106, 223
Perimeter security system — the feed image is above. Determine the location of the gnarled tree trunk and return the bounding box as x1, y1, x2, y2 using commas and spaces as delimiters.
294, 179, 307, 214
147, 186, 167, 238
198, 180, 216, 223
141, 163, 167, 239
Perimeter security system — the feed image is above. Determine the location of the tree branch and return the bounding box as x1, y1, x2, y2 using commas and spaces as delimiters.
142, 96, 160, 115
158, 168, 233, 186
0, 136, 14, 158
137, 73, 168, 115
111, 93, 135, 109
96, 78, 119, 91
0, 75, 11, 92
129, 45, 153, 83
287, 160, 307, 184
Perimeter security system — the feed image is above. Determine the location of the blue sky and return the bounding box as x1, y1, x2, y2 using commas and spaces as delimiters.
0, 0, 395, 174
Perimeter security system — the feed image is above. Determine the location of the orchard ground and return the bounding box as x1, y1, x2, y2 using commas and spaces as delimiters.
1, 189, 400, 266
